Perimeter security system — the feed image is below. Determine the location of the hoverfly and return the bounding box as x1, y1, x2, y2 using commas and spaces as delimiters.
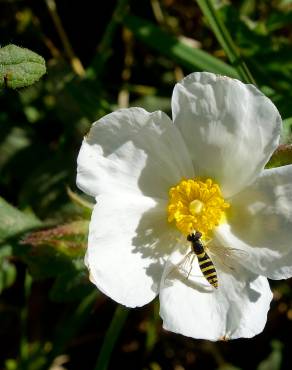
187, 231, 218, 288
167, 231, 248, 289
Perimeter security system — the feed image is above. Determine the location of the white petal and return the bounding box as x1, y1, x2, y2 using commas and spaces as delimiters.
216, 165, 292, 280
172, 72, 282, 197
77, 107, 194, 199
86, 193, 177, 308
159, 247, 272, 340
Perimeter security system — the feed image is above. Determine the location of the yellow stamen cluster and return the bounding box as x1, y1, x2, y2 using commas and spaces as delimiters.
167, 178, 230, 238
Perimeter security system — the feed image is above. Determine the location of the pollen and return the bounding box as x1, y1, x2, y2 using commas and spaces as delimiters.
167, 178, 230, 238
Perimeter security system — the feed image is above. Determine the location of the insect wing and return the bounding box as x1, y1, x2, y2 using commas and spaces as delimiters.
165, 251, 195, 281
178, 251, 195, 275
208, 244, 249, 272
209, 244, 249, 260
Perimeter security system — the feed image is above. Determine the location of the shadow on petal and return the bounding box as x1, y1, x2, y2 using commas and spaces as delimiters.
228, 171, 292, 252
246, 282, 261, 302
131, 202, 177, 291
163, 261, 213, 293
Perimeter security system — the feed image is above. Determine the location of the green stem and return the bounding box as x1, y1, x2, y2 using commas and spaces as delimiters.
20, 271, 32, 362
44, 290, 98, 369
45, 0, 85, 76
145, 299, 159, 354
86, 0, 130, 79
94, 305, 129, 370
196, 0, 256, 85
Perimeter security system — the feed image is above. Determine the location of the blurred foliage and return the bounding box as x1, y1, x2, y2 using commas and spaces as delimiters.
0, 0, 292, 369
257, 340, 283, 370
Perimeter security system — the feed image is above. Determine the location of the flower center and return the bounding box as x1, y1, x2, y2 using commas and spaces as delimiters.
189, 199, 204, 215
167, 178, 230, 238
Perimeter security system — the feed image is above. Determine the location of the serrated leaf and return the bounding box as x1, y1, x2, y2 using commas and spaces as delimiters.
266, 144, 292, 168
0, 44, 46, 89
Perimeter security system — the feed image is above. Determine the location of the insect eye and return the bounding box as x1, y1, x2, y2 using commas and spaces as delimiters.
195, 231, 202, 239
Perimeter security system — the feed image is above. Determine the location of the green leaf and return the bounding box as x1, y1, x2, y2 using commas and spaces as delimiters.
22, 221, 91, 300
281, 117, 292, 144
131, 95, 171, 114
67, 187, 94, 219
49, 258, 92, 302
0, 44, 46, 89
6, 341, 49, 370
0, 197, 41, 241
123, 15, 239, 78
94, 305, 129, 370
5, 359, 18, 370
196, 0, 255, 84
87, 0, 130, 79
50, 268, 93, 302
257, 340, 283, 370
46, 290, 98, 366
22, 220, 89, 257
266, 144, 292, 168
16, 238, 91, 301
218, 365, 242, 370
145, 300, 160, 353
0, 127, 31, 172
0, 246, 17, 293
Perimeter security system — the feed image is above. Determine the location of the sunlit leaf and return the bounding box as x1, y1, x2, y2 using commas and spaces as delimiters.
196, 0, 255, 84
0, 45, 46, 89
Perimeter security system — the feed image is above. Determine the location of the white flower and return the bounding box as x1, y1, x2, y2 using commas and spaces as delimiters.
76, 72, 292, 341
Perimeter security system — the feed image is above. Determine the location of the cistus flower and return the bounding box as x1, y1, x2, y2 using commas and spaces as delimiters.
77, 72, 292, 341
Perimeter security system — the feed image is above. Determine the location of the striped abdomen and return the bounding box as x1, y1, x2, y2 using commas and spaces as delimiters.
196, 251, 218, 288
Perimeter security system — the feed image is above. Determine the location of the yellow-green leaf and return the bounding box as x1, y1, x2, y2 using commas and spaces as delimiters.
266, 144, 292, 168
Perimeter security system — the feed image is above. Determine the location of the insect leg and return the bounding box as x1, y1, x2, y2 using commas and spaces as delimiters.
186, 253, 195, 280
164, 251, 193, 282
